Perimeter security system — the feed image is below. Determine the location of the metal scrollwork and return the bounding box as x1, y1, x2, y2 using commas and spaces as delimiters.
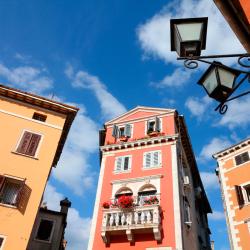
184, 59, 199, 69
238, 55, 250, 68
215, 103, 228, 115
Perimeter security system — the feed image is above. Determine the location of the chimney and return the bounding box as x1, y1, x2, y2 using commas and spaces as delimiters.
211, 240, 215, 250
60, 197, 71, 215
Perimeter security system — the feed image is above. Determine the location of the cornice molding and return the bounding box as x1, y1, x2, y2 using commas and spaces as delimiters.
100, 134, 178, 152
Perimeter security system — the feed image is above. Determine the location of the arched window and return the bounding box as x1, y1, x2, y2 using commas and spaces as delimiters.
137, 184, 158, 205
115, 187, 133, 200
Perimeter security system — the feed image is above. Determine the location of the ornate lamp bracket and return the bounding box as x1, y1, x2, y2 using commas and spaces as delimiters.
177, 53, 250, 114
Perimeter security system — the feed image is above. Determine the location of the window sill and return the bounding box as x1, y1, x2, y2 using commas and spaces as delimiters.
0, 202, 17, 209
34, 239, 52, 244
113, 170, 131, 175
11, 151, 38, 160
142, 165, 162, 170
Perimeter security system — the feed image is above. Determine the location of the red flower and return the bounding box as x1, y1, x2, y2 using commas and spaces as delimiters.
102, 201, 111, 209
117, 195, 134, 209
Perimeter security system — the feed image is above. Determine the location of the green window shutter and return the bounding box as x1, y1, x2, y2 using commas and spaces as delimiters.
112, 125, 118, 138
155, 117, 161, 132
116, 157, 122, 171
124, 124, 131, 137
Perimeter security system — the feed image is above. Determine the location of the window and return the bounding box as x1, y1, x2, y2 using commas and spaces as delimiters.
16, 131, 41, 157
115, 156, 131, 172
0, 178, 21, 206
236, 184, 250, 206
143, 151, 161, 169
235, 152, 250, 165
146, 117, 161, 134
32, 112, 47, 122
35, 219, 54, 241
0, 175, 31, 213
112, 124, 132, 138
183, 197, 191, 226
245, 185, 250, 202
0, 236, 5, 250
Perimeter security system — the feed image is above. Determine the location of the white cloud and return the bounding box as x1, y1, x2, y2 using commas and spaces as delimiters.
53, 108, 99, 195
151, 68, 192, 88
200, 172, 219, 190
0, 63, 53, 94
185, 95, 212, 118
217, 96, 250, 129
137, 0, 244, 65
65, 65, 127, 120
199, 137, 232, 162
44, 184, 91, 250
208, 210, 225, 221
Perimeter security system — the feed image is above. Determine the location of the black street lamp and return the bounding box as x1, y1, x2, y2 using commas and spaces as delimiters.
170, 17, 208, 57
170, 17, 250, 114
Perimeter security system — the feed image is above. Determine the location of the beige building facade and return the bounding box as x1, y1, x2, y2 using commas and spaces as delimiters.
0, 84, 78, 250
213, 138, 250, 250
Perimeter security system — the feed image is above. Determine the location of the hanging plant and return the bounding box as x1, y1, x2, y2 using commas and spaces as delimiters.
117, 195, 134, 209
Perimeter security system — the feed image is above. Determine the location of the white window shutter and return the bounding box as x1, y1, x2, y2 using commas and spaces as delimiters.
116, 157, 122, 171
153, 151, 159, 166
145, 152, 151, 168
128, 156, 132, 169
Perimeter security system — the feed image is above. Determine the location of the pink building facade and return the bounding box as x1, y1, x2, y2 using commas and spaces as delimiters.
88, 107, 212, 250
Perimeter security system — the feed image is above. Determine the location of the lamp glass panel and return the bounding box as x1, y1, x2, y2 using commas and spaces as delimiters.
176, 23, 202, 41
218, 68, 236, 89
202, 69, 218, 94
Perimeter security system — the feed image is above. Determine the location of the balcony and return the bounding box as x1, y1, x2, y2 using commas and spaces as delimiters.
101, 204, 161, 244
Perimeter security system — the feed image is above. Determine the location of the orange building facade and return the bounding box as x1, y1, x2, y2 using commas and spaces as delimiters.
213, 0, 250, 52
213, 138, 250, 250
88, 106, 212, 250
0, 84, 78, 250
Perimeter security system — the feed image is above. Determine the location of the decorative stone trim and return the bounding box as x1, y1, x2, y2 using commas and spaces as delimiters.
111, 174, 163, 184
101, 134, 178, 152
213, 139, 250, 159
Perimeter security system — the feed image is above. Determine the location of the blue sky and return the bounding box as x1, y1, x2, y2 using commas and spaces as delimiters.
0, 0, 249, 249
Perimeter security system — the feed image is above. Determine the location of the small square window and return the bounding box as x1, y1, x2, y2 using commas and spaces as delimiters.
115, 156, 131, 172
32, 113, 47, 122
235, 152, 250, 165
119, 127, 125, 137
16, 131, 41, 157
0, 175, 31, 213
143, 151, 161, 169
36, 219, 54, 241
146, 117, 161, 134
0, 178, 22, 206
148, 121, 155, 133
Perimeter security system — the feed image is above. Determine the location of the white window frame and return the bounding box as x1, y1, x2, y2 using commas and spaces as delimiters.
13, 129, 44, 159
233, 150, 250, 167
242, 183, 250, 204
0, 235, 6, 250
144, 118, 162, 135
34, 217, 55, 243
143, 150, 162, 170
114, 155, 132, 173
